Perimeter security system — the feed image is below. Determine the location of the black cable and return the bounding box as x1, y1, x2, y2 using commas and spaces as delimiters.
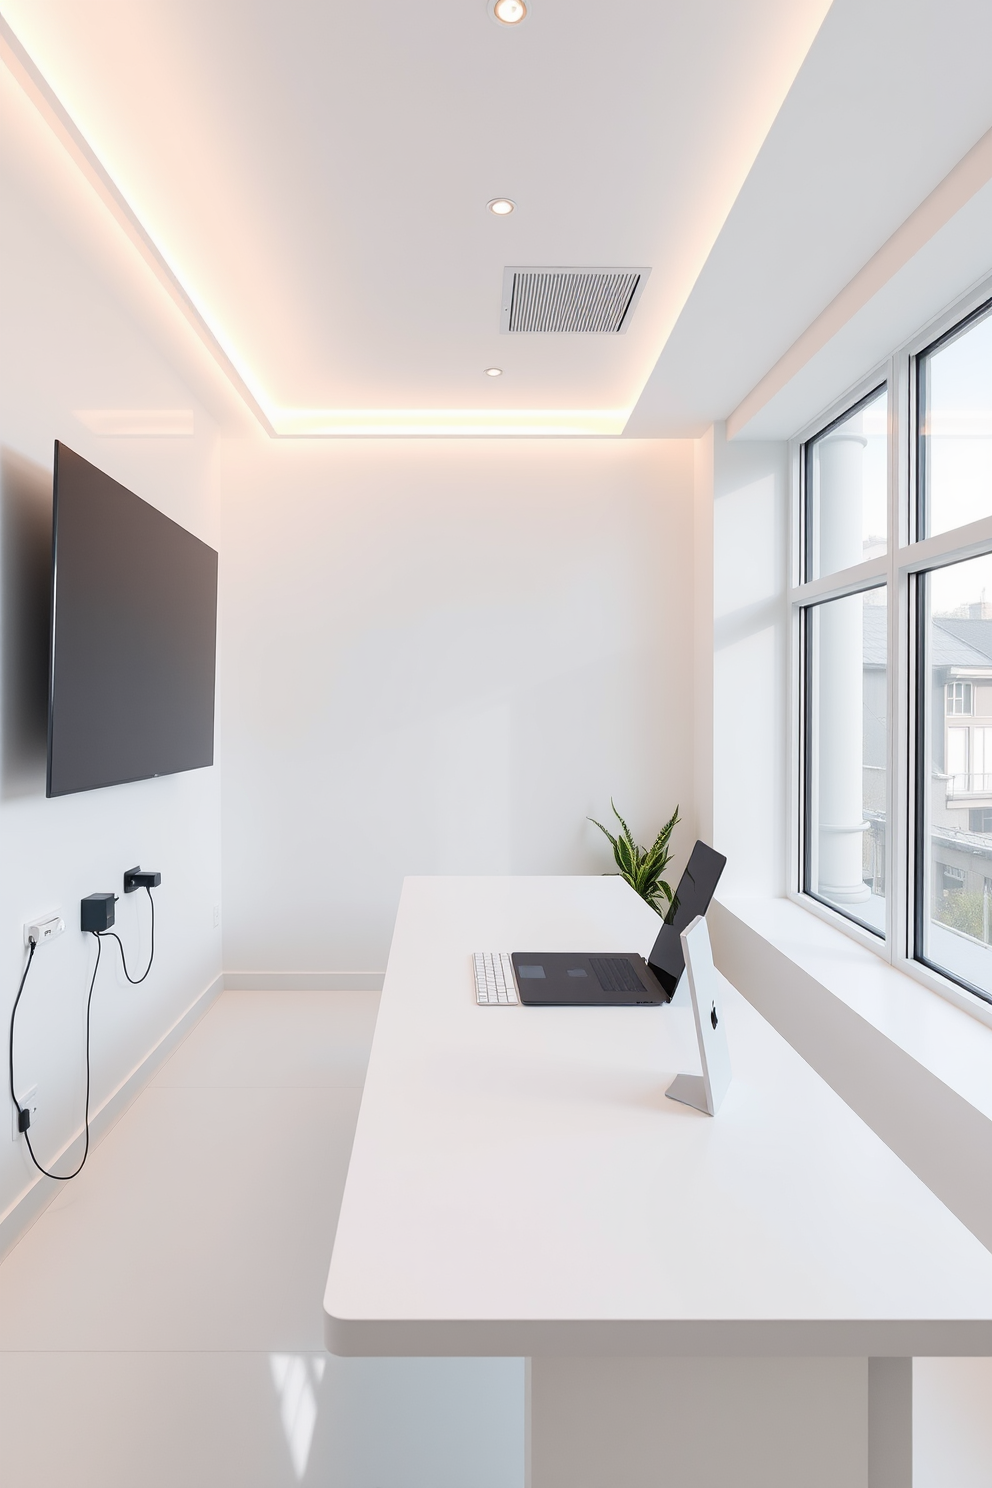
9, 932, 102, 1182
100, 885, 155, 984
8, 938, 36, 1132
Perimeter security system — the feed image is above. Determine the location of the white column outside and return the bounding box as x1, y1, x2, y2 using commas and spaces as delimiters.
815, 430, 870, 905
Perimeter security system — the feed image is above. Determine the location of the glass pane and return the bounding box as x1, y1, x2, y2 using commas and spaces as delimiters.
805, 386, 887, 581
919, 553, 992, 999
805, 587, 886, 934
921, 307, 992, 538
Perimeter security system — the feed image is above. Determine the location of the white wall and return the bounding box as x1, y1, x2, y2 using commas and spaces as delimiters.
219, 434, 695, 974
707, 425, 790, 896
0, 64, 233, 1227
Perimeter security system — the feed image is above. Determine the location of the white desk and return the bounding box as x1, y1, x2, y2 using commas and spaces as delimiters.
325, 878, 992, 1487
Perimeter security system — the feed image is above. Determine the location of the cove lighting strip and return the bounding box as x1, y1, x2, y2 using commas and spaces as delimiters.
271, 408, 631, 438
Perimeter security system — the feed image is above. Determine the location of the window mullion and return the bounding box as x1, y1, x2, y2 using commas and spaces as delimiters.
791, 557, 888, 607
889, 347, 910, 966
787, 438, 803, 897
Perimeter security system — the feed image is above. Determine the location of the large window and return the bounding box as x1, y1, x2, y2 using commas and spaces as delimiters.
794, 290, 992, 1013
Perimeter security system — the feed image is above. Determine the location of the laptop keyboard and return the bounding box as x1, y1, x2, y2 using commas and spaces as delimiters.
588, 956, 646, 994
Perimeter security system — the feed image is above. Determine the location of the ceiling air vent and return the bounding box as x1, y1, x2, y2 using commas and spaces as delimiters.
500, 266, 650, 334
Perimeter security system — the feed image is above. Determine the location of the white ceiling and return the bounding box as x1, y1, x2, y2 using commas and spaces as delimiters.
1, 0, 829, 435
627, 0, 992, 437
3, 0, 992, 438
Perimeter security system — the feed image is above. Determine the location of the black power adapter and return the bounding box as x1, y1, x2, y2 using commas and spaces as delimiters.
124, 865, 162, 893
80, 892, 117, 933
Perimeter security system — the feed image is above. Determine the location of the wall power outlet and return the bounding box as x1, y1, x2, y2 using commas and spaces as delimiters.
24, 912, 65, 948
11, 1084, 38, 1142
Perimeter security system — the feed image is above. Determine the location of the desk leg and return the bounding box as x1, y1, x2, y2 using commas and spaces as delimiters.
868, 1358, 912, 1488
528, 1356, 872, 1488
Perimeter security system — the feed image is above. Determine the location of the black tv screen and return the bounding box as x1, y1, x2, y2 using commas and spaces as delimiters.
47, 443, 218, 797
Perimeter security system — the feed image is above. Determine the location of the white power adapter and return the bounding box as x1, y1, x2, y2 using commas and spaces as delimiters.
24, 912, 65, 947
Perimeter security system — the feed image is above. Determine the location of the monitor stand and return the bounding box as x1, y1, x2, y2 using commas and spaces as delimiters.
663, 915, 732, 1117
665, 1072, 708, 1112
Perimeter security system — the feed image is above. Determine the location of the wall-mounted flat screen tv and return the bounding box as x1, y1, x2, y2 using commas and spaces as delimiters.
47, 442, 218, 798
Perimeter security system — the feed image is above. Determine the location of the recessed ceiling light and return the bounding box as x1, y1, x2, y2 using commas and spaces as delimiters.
485, 367, 503, 377
487, 198, 515, 216
490, 0, 528, 22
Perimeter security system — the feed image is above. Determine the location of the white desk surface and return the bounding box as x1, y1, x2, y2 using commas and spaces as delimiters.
324, 877, 992, 1356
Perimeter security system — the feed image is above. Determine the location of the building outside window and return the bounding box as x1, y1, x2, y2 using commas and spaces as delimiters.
918, 554, 992, 989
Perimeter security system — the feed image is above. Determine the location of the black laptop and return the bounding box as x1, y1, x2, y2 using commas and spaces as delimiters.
511, 840, 726, 1006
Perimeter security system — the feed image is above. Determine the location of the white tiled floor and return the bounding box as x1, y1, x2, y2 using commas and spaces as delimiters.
0, 989, 525, 1487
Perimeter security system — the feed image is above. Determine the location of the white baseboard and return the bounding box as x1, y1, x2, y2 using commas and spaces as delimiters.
223, 971, 384, 991
0, 970, 224, 1263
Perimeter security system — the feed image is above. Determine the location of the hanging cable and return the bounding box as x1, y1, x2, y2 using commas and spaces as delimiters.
100, 884, 155, 984
9, 933, 102, 1181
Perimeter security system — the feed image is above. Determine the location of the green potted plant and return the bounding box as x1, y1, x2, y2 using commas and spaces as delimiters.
589, 801, 680, 916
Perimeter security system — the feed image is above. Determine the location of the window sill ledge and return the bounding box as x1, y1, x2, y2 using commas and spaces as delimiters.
710, 895, 992, 1253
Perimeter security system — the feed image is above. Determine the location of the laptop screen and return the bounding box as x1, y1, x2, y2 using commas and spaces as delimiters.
646, 840, 726, 998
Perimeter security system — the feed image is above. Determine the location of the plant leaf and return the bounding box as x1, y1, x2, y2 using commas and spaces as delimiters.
610, 800, 639, 856
590, 802, 679, 915
648, 804, 680, 855
588, 817, 618, 850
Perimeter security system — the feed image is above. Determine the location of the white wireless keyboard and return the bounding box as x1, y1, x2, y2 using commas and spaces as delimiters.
473, 951, 519, 1005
